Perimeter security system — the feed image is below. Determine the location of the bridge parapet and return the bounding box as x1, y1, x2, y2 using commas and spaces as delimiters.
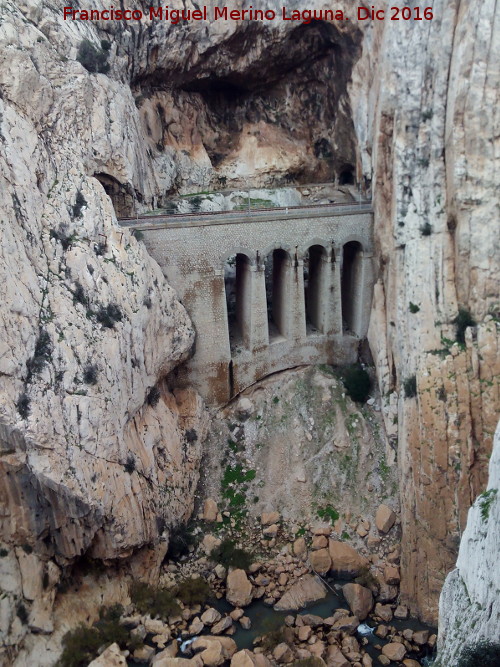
120, 204, 374, 405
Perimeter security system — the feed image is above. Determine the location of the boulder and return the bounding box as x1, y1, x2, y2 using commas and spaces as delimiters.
192, 637, 237, 665
230, 608, 244, 621
202, 534, 221, 554
211, 616, 233, 634
227, 569, 253, 607
394, 605, 408, 619
203, 499, 218, 522
263, 524, 279, 537
297, 625, 312, 641
374, 603, 393, 622
309, 548, 332, 575
330, 615, 360, 634
342, 584, 373, 620
231, 650, 272, 667
273, 643, 294, 663
88, 643, 126, 666
152, 659, 196, 667
381, 642, 406, 661
293, 537, 307, 556
413, 629, 430, 645
375, 505, 396, 533
383, 565, 400, 585
311, 535, 328, 550
403, 660, 421, 667
328, 541, 369, 577
298, 614, 324, 627
240, 616, 251, 630
261, 511, 280, 525
201, 608, 222, 625
152, 642, 179, 661
325, 646, 350, 667
274, 574, 327, 611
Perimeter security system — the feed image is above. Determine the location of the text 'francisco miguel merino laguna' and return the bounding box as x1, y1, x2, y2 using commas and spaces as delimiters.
63, 6, 435, 24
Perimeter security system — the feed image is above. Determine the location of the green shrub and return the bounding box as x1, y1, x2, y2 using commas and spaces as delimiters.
96, 304, 122, 328
174, 577, 211, 606
73, 282, 87, 307
16, 392, 30, 419
147, 386, 161, 406
409, 302, 420, 313
132, 229, 144, 241
453, 308, 476, 344
403, 375, 417, 398
167, 524, 196, 558
57, 625, 102, 667
316, 505, 339, 523
26, 330, 52, 381
76, 39, 110, 74
57, 605, 137, 667
209, 538, 253, 570
478, 489, 497, 522
72, 191, 87, 218
457, 640, 500, 667
16, 603, 29, 624
124, 454, 136, 474
129, 581, 180, 619
83, 364, 98, 385
420, 222, 432, 236
343, 365, 371, 403
185, 428, 198, 443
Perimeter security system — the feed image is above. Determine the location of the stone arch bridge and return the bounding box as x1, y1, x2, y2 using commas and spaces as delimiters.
121, 203, 374, 405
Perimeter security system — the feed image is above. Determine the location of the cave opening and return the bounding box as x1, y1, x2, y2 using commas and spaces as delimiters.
224, 253, 252, 351
94, 173, 136, 218
265, 249, 290, 342
304, 245, 328, 334
341, 241, 363, 335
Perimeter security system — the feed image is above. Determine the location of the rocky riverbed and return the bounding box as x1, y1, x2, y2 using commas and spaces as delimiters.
77, 508, 436, 667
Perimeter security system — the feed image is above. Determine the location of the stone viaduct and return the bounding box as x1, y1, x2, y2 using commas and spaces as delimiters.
122, 203, 374, 405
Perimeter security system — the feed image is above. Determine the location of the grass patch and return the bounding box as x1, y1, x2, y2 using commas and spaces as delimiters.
77, 39, 110, 74
316, 505, 339, 523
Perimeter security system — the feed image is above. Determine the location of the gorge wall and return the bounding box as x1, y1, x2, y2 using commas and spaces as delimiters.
0, 0, 498, 660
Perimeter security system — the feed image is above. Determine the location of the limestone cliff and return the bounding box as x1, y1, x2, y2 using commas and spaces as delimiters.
436, 421, 500, 665
0, 0, 208, 656
350, 0, 500, 622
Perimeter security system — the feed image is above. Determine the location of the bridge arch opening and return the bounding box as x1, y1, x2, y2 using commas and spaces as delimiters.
224, 253, 252, 351
304, 244, 328, 334
341, 241, 363, 335
265, 248, 291, 342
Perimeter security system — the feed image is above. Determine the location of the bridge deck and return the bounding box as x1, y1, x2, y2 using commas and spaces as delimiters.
119, 201, 373, 230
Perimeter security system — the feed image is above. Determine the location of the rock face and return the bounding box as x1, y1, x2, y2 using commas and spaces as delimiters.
351, 0, 500, 622
436, 421, 500, 666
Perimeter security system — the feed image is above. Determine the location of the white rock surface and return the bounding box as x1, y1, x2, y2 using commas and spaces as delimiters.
437, 421, 500, 665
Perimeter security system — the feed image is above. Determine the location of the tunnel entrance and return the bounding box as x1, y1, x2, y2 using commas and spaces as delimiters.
338, 165, 355, 185
265, 249, 290, 342
224, 253, 252, 351
341, 241, 363, 335
304, 245, 328, 334
94, 173, 135, 218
